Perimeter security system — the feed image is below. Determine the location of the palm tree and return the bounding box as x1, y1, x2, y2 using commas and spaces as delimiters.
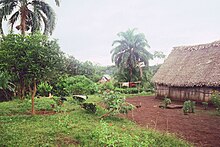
0, 0, 56, 35
111, 29, 152, 82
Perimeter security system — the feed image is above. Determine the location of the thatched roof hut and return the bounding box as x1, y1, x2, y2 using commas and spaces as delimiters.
152, 40, 220, 102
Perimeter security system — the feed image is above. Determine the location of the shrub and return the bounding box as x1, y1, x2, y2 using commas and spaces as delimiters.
53, 76, 69, 96
163, 97, 171, 108
211, 92, 220, 111
54, 75, 97, 96
37, 82, 53, 96
67, 75, 98, 95
98, 82, 114, 92
101, 91, 134, 117
183, 100, 195, 114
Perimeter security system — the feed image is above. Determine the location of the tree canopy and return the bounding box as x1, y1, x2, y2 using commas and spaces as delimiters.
111, 29, 153, 82
0, 0, 56, 35
0, 33, 64, 114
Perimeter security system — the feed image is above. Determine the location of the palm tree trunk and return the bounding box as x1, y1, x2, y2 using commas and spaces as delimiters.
20, 6, 27, 35
129, 65, 132, 82
139, 65, 143, 80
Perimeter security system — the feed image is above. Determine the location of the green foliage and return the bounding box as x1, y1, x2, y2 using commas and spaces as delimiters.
153, 51, 166, 59
211, 92, 220, 112
0, 98, 57, 115
58, 75, 97, 96
65, 56, 106, 82
0, 71, 14, 92
54, 75, 97, 96
37, 82, 53, 97
0, 0, 56, 35
33, 98, 57, 111
0, 95, 191, 146
125, 88, 139, 94
202, 102, 208, 110
163, 97, 172, 108
0, 71, 15, 101
57, 113, 74, 132
141, 69, 155, 92
111, 28, 153, 81
0, 33, 65, 98
53, 75, 69, 96
115, 87, 149, 94
183, 100, 195, 114
92, 121, 153, 146
102, 91, 134, 115
0, 99, 30, 115
98, 82, 114, 92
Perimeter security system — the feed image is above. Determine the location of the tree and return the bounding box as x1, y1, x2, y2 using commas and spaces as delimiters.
111, 29, 153, 82
0, 0, 56, 35
0, 33, 64, 114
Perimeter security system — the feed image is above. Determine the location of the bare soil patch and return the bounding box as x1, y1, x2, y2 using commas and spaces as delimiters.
125, 96, 220, 147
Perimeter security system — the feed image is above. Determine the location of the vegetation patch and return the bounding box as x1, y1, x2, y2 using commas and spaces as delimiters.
0, 95, 190, 146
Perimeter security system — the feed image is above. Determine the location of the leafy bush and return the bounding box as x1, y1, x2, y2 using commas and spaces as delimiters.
183, 100, 195, 114
98, 82, 114, 92
101, 91, 134, 117
37, 82, 53, 96
163, 97, 171, 108
54, 75, 97, 96
52, 75, 69, 96
211, 92, 220, 111
66, 75, 98, 95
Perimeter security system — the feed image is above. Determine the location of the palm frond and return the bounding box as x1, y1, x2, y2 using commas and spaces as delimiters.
32, 0, 56, 35
111, 28, 151, 81
8, 11, 19, 31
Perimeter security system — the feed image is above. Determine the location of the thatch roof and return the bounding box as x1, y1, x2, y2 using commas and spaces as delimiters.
152, 40, 220, 87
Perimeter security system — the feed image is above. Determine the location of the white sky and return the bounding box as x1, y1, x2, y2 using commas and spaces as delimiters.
50, 0, 220, 65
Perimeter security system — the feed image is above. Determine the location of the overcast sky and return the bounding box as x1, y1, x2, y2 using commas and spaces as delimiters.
49, 0, 220, 66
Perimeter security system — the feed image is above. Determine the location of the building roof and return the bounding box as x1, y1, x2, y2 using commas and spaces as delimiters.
152, 40, 220, 87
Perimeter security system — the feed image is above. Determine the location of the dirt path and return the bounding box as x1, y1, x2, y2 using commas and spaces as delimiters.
125, 96, 220, 147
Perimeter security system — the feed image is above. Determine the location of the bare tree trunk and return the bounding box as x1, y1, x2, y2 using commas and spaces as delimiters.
18, 77, 25, 100
139, 66, 143, 80
21, 85, 25, 100
20, 6, 27, 35
129, 66, 132, 82
31, 80, 37, 115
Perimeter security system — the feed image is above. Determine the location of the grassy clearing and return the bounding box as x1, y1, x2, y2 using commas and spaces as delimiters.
0, 95, 192, 146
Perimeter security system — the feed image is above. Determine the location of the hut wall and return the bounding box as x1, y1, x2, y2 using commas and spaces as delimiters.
155, 84, 220, 102
155, 85, 169, 98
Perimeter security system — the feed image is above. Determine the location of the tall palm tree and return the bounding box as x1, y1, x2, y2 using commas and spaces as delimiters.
111, 29, 153, 82
0, 0, 56, 35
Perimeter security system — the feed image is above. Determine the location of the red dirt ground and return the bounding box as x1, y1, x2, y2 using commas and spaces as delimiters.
125, 96, 220, 147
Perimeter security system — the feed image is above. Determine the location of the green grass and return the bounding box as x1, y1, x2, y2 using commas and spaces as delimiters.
0, 95, 192, 146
